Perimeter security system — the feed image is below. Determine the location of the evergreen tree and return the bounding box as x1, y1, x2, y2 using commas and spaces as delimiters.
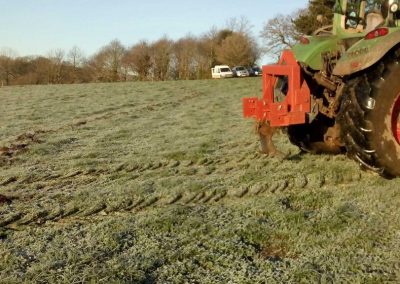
293, 0, 336, 35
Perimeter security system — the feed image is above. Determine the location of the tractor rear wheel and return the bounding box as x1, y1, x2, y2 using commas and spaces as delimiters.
337, 56, 400, 177
287, 115, 342, 154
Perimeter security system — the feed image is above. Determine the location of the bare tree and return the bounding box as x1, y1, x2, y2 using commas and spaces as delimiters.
67, 46, 85, 83
91, 40, 126, 82
196, 27, 227, 77
226, 16, 253, 35
195, 35, 219, 79
47, 49, 66, 84
260, 12, 302, 60
68, 46, 85, 69
150, 37, 172, 81
123, 41, 152, 81
89, 51, 107, 82
33, 56, 52, 84
106, 40, 126, 82
0, 48, 18, 86
216, 32, 259, 67
172, 36, 198, 80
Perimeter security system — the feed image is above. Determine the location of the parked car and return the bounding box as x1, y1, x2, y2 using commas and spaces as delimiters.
211, 65, 233, 79
232, 66, 249, 77
247, 66, 262, 76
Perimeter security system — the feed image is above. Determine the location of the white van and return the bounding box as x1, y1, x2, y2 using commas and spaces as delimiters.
211, 65, 233, 79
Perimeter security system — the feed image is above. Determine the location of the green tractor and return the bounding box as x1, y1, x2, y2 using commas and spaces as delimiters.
243, 0, 400, 177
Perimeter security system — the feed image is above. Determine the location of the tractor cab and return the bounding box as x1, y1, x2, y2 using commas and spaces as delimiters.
287, 0, 400, 73
334, 0, 399, 35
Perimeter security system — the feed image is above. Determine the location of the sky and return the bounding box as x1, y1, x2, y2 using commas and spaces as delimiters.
0, 0, 308, 62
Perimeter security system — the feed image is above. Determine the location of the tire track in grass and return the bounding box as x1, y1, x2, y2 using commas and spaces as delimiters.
0, 168, 364, 229
0, 86, 208, 165
0, 135, 363, 227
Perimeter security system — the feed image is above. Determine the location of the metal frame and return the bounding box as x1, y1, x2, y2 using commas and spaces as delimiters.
242, 50, 311, 127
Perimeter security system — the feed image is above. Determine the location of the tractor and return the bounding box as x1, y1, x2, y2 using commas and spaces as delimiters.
243, 0, 400, 177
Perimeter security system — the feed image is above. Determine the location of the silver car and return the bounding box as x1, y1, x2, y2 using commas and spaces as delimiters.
232, 66, 249, 77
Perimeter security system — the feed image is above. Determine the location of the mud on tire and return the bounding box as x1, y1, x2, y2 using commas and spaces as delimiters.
337, 53, 400, 177
287, 115, 342, 154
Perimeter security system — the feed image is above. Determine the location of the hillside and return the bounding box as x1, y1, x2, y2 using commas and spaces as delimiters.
0, 78, 400, 283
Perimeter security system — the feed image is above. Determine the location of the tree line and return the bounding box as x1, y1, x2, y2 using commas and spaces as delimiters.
0, 1, 335, 86
0, 24, 260, 86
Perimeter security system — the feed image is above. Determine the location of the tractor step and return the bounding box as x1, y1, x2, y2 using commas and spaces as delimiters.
242, 50, 311, 127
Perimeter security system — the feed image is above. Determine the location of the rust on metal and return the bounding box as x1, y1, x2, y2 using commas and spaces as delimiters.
255, 120, 282, 156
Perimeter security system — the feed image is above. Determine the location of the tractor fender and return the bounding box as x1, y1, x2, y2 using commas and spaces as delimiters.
333, 29, 400, 76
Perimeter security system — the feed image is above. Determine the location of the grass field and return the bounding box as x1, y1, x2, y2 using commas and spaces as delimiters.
1, 78, 400, 283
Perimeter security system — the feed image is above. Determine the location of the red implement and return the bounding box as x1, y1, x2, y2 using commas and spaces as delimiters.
243, 50, 311, 127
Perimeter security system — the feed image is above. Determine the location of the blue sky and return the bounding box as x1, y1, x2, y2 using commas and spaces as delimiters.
0, 0, 308, 61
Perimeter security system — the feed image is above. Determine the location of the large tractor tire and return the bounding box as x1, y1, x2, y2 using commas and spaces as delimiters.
337, 56, 400, 177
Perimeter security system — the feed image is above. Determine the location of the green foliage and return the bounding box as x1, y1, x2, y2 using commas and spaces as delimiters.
293, 0, 336, 35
